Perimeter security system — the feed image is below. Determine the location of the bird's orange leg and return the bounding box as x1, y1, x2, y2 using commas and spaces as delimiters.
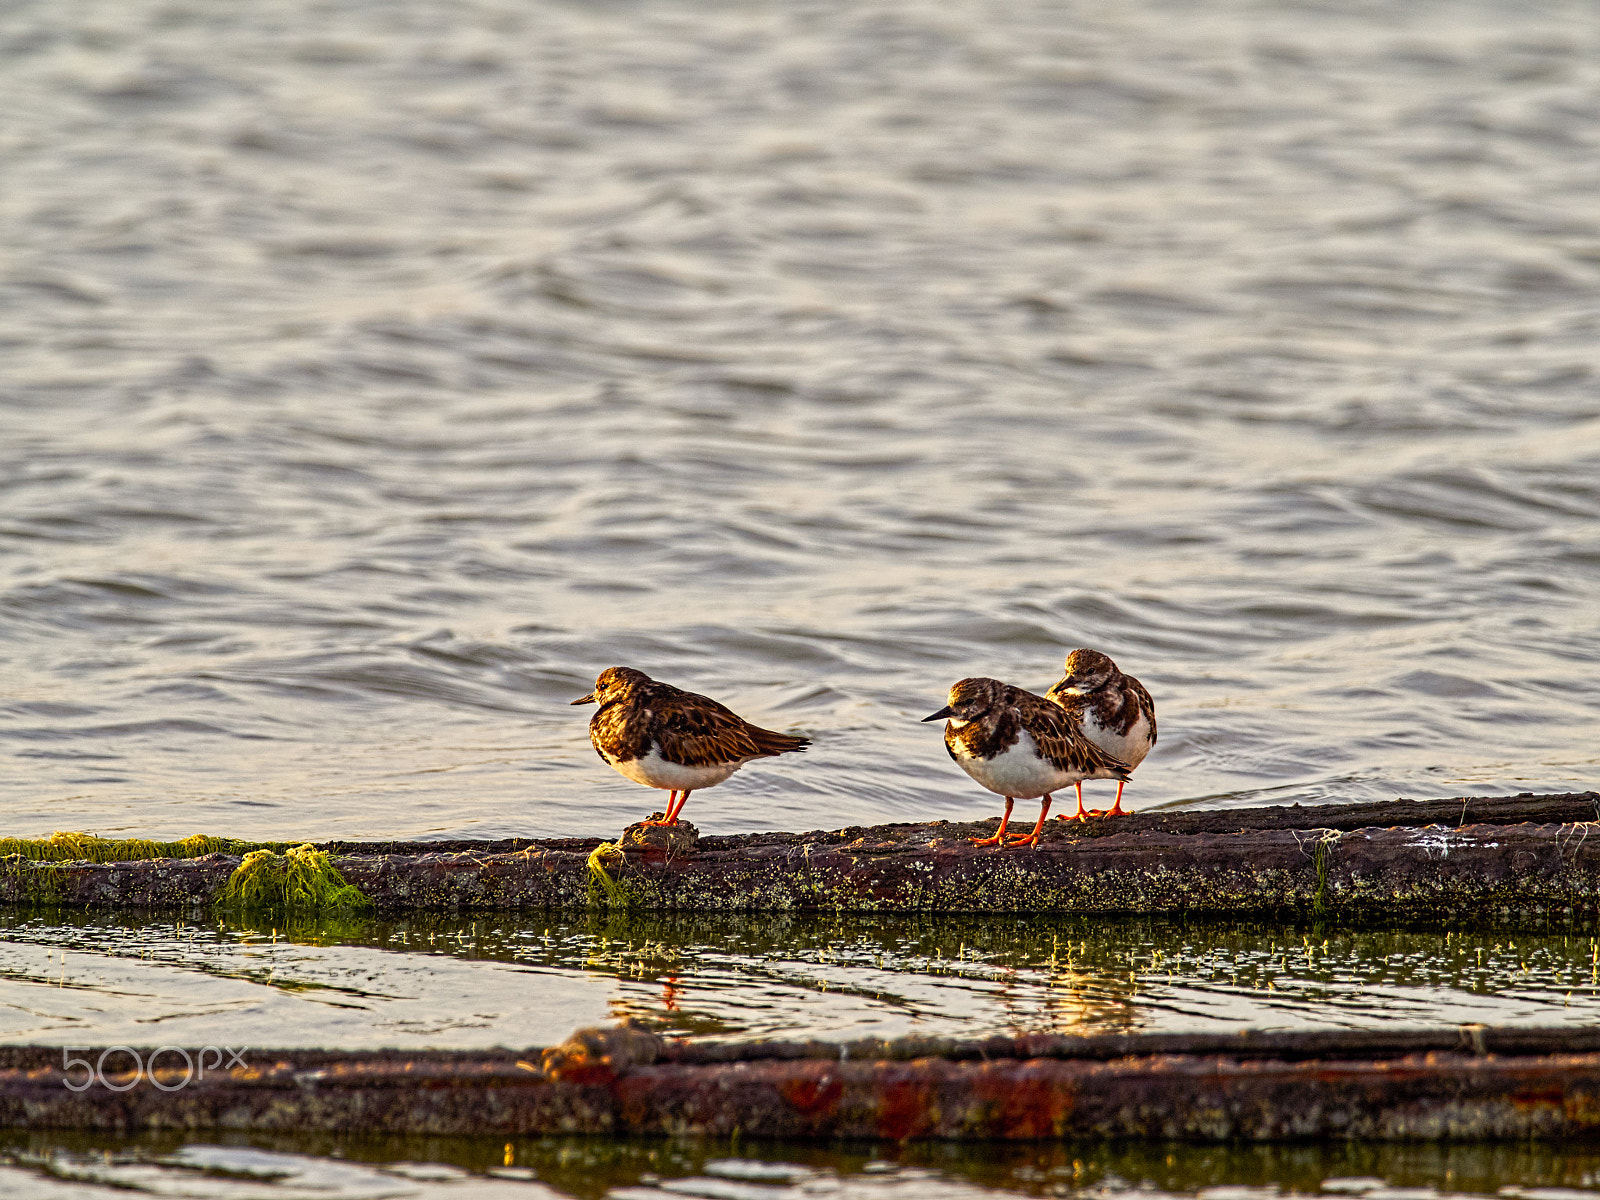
970, 797, 1015, 846
1081, 784, 1108, 819
1006, 793, 1054, 848
662, 789, 693, 826
643, 791, 680, 826
1103, 781, 1130, 818
1055, 782, 1104, 821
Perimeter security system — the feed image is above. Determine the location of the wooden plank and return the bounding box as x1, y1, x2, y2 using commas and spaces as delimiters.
4, 1024, 1600, 1140
0, 793, 1596, 917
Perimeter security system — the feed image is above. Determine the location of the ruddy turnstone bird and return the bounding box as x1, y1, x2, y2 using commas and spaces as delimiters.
923, 676, 1131, 849
1046, 649, 1156, 819
572, 667, 810, 827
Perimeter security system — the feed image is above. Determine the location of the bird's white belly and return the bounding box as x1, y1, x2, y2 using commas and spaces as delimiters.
1081, 709, 1153, 769
605, 745, 742, 791
952, 731, 1074, 799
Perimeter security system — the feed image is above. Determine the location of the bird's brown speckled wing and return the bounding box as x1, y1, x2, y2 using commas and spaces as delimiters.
1015, 691, 1130, 778
1126, 674, 1157, 746
649, 686, 809, 767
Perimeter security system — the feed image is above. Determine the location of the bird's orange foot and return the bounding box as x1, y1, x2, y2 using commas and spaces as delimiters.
1003, 834, 1042, 849
969, 834, 1005, 846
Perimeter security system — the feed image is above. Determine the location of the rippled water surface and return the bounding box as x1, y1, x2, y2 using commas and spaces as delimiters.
2, 911, 1597, 1048
5, 1133, 1600, 1199
3, 0, 1598, 842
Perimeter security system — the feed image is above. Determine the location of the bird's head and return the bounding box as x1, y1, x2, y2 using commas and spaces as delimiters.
571, 666, 651, 706
1052, 648, 1118, 697
922, 676, 1010, 726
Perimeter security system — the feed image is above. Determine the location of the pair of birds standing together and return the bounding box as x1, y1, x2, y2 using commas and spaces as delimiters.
572, 649, 1156, 849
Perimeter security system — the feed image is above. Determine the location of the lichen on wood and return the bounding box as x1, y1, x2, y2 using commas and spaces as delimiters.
0, 854, 66, 905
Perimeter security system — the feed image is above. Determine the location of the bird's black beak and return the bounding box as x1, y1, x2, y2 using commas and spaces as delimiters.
921, 705, 955, 722
571, 692, 597, 705
1052, 676, 1076, 693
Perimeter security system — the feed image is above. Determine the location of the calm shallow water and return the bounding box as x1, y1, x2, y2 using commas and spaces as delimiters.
1, 910, 1597, 1048
2, 0, 1598, 844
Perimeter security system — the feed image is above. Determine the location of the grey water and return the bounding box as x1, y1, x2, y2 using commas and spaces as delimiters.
5, 0, 1600, 1192
4, 0, 1598, 844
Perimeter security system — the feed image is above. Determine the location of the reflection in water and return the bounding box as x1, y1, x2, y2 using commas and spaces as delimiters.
3, 1129, 1600, 1200
0, 907, 1597, 1049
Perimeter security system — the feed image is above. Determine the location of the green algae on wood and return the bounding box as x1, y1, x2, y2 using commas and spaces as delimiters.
217, 845, 371, 915
0, 833, 371, 915
0, 829, 269, 908
585, 841, 632, 909
585, 822, 699, 908
0, 831, 272, 863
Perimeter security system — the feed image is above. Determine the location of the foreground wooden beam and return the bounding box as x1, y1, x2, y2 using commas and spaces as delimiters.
4, 1024, 1600, 1140
0, 792, 1596, 918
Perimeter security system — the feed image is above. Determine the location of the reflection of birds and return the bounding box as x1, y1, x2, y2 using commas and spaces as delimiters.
1046, 649, 1157, 819
923, 677, 1130, 848
572, 667, 810, 827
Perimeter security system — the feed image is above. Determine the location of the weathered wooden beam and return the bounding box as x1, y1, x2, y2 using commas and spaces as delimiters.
0, 793, 1596, 918
3, 1024, 1599, 1140
309, 791, 1600, 857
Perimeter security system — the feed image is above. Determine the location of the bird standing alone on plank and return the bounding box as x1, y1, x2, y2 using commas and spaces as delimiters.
924, 677, 1131, 848
1046, 648, 1156, 819
572, 667, 811, 827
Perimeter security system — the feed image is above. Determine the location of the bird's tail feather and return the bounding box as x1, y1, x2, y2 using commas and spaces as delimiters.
750, 728, 810, 756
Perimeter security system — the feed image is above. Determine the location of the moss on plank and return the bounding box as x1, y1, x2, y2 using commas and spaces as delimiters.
586, 841, 632, 909
0, 831, 276, 863
217, 845, 371, 916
